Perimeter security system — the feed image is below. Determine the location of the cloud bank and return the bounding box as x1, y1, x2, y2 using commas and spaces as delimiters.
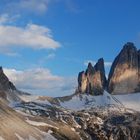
0, 23, 60, 53
4, 68, 76, 97
1, 0, 80, 16
5, 0, 50, 15
0, 13, 61, 55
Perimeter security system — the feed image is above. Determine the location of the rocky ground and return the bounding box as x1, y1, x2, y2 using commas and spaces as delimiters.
13, 94, 140, 140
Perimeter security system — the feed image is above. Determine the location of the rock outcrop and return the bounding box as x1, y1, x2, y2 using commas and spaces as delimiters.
77, 42, 140, 95
108, 42, 140, 94
0, 66, 16, 91
77, 58, 106, 95
0, 67, 21, 102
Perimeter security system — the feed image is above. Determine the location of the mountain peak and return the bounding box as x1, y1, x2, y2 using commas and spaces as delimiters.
0, 66, 3, 72
108, 42, 140, 94
86, 62, 94, 75
122, 42, 137, 56
94, 58, 104, 70
77, 59, 106, 95
98, 57, 104, 63
77, 42, 140, 95
87, 62, 93, 68
0, 66, 16, 91
124, 42, 135, 48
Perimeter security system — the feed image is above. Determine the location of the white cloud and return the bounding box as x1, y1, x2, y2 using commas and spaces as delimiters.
3, 0, 80, 16
0, 23, 60, 52
3, 68, 76, 97
5, 52, 20, 57
19, 0, 49, 14
37, 53, 56, 66
84, 60, 112, 67
6, 0, 50, 15
0, 14, 9, 24
0, 14, 20, 24
4, 68, 63, 89
104, 62, 112, 67
47, 53, 56, 59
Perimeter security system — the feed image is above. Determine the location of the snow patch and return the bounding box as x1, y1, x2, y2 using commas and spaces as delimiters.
19, 95, 39, 102
60, 91, 121, 110
71, 128, 76, 132
59, 91, 140, 112
28, 136, 37, 140
26, 119, 59, 129
15, 133, 24, 140
19, 94, 51, 106
114, 92, 140, 112
0, 136, 5, 140
26, 119, 47, 126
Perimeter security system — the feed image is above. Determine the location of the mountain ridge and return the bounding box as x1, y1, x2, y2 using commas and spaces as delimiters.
77, 42, 140, 95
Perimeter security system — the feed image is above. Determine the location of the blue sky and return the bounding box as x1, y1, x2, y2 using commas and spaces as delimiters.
0, 0, 140, 96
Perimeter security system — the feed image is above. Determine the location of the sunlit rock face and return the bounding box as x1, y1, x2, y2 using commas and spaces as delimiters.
77, 42, 140, 95
78, 71, 87, 93
108, 42, 140, 94
77, 58, 107, 95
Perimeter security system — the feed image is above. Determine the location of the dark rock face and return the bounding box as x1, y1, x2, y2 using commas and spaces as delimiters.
103, 113, 140, 140
77, 58, 106, 95
108, 42, 140, 94
0, 67, 16, 91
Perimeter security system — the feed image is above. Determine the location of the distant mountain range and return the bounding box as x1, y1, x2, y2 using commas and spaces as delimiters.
0, 42, 140, 140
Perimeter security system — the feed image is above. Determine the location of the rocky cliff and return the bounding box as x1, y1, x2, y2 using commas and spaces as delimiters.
0, 67, 23, 102
108, 42, 140, 94
77, 42, 140, 95
0, 66, 16, 91
77, 58, 107, 95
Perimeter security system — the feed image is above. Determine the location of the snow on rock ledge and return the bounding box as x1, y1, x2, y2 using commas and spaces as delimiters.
59, 91, 122, 111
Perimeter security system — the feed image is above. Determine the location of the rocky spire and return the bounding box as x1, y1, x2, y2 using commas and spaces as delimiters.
94, 58, 107, 88
77, 42, 140, 95
86, 62, 95, 74
107, 42, 139, 94
77, 58, 107, 95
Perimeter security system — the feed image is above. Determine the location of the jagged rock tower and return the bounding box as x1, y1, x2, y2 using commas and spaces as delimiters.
77, 58, 107, 95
